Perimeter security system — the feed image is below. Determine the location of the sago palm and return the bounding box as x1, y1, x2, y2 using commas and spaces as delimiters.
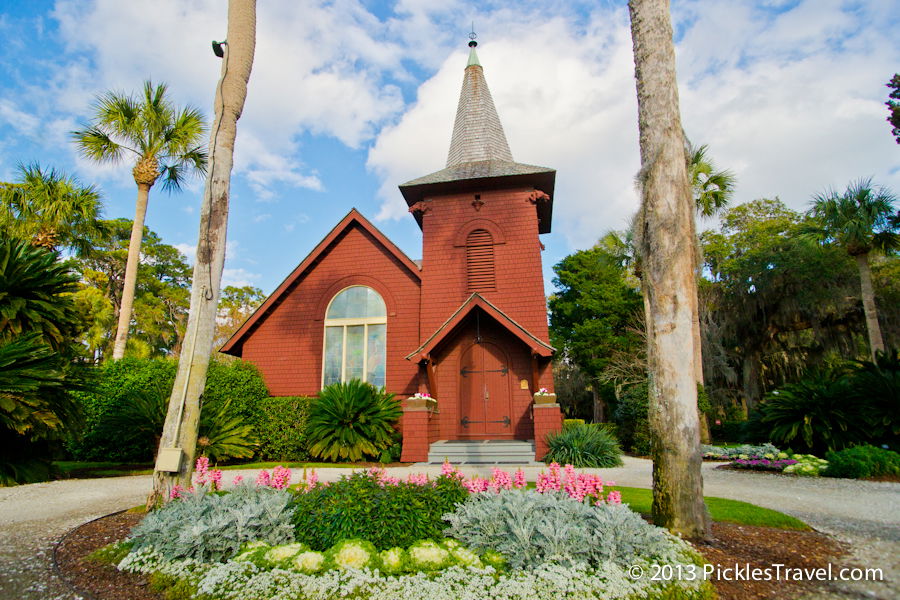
808, 178, 898, 357
0, 163, 105, 256
306, 380, 402, 462
72, 81, 207, 359
0, 239, 80, 349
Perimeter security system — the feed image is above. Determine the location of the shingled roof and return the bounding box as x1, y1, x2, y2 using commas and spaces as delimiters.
399, 41, 556, 233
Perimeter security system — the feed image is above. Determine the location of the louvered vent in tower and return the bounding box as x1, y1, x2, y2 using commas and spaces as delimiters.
466, 229, 495, 291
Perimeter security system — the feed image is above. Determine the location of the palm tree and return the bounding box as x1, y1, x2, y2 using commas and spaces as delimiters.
150, 0, 256, 506
808, 179, 898, 358
628, 0, 709, 539
0, 163, 105, 256
689, 144, 736, 218
72, 82, 207, 360
688, 144, 734, 441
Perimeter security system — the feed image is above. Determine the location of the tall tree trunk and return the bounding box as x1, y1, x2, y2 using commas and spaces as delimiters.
111, 182, 151, 360
591, 382, 606, 423
856, 253, 884, 359
628, 0, 709, 540
692, 278, 710, 443
742, 348, 762, 412
148, 0, 256, 507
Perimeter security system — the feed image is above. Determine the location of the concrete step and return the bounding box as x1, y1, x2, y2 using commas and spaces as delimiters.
426, 440, 539, 465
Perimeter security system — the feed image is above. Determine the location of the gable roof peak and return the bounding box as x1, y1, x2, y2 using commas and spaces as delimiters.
446, 39, 513, 167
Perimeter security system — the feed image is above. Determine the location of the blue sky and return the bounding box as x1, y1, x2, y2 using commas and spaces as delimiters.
1, 0, 898, 296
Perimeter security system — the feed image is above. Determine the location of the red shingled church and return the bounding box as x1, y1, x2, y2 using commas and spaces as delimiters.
221, 39, 563, 462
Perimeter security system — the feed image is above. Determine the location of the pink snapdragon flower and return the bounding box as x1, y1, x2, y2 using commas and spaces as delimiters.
255, 470, 271, 487
209, 468, 223, 491
407, 473, 430, 486
170, 484, 186, 499
513, 468, 527, 489
463, 476, 489, 493
194, 456, 210, 485
232, 475, 244, 486
489, 468, 513, 492
606, 490, 622, 505
271, 466, 292, 489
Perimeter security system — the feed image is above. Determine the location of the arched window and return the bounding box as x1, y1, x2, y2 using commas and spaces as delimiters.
466, 229, 496, 291
322, 286, 387, 387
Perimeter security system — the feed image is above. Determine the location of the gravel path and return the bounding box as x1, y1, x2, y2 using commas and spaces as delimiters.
0, 458, 896, 599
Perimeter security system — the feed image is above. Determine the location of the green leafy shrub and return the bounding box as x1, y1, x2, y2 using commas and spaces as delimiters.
130, 484, 296, 562
291, 469, 468, 551
306, 379, 401, 461
824, 445, 900, 479
613, 382, 651, 455
443, 489, 690, 571
563, 418, 585, 427
255, 396, 312, 461
543, 422, 623, 467
67, 358, 265, 462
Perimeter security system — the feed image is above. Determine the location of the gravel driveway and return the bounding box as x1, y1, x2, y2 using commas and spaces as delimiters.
0, 458, 896, 599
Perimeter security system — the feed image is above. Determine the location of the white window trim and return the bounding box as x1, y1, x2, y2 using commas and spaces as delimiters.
321, 286, 387, 387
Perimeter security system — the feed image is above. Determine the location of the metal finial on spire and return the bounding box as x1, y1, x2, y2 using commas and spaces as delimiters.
468, 23, 477, 48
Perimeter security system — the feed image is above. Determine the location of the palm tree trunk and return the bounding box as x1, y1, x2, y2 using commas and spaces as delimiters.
856, 253, 884, 359
149, 0, 256, 507
628, 0, 709, 540
692, 279, 711, 443
112, 183, 151, 360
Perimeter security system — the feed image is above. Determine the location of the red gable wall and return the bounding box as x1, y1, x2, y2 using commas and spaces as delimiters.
238, 223, 421, 397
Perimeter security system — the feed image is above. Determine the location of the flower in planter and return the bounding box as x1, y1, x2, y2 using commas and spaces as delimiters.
534, 387, 553, 396
409, 392, 434, 402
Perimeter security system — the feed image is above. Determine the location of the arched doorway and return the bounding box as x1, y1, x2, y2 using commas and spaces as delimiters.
458, 340, 513, 437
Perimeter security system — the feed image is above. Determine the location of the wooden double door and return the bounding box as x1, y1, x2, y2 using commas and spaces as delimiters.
458, 340, 512, 437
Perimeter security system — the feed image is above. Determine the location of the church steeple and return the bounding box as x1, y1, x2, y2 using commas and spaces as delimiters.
446, 35, 514, 167
399, 36, 557, 234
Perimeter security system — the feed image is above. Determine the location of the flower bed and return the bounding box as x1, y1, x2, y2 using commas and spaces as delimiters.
109, 459, 715, 599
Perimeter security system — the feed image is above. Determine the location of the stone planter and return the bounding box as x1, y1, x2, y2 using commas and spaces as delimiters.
533, 392, 557, 405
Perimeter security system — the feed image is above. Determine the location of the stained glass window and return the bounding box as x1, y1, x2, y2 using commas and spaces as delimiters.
323, 286, 387, 386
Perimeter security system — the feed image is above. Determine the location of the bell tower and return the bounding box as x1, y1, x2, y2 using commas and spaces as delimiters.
399, 36, 557, 341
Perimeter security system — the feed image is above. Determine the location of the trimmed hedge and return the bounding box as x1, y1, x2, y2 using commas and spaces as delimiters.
66, 358, 269, 462
255, 396, 313, 461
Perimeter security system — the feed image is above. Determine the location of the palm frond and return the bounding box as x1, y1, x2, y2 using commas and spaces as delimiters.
71, 125, 131, 163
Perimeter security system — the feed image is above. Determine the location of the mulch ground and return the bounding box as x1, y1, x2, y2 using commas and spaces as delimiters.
55, 512, 848, 600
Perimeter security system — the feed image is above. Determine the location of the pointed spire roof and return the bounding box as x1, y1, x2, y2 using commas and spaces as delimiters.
446, 40, 513, 166
399, 37, 557, 234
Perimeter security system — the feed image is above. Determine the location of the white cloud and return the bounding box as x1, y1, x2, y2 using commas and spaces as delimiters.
222, 267, 261, 288
0, 99, 40, 137
174, 243, 196, 263
369, 0, 900, 252
50, 0, 408, 197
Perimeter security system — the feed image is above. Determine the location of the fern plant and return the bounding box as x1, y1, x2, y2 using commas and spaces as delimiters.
306, 379, 401, 461
129, 483, 296, 563
443, 490, 688, 570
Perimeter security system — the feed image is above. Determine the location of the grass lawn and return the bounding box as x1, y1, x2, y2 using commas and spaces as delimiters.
609, 485, 810, 530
